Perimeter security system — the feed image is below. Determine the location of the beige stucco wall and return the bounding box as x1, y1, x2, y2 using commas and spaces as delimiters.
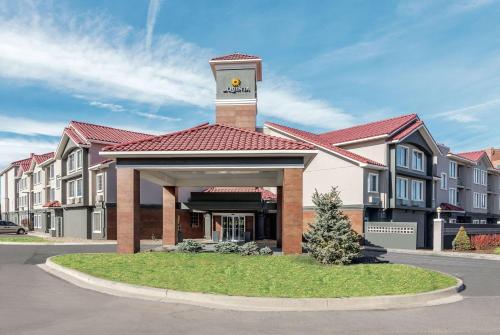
340, 139, 388, 166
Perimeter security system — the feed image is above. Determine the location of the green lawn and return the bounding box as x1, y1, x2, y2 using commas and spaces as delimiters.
495, 247, 500, 255
52, 253, 457, 298
0, 235, 49, 242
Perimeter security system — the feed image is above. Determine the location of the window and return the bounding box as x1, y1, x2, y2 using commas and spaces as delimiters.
396, 146, 409, 168
92, 212, 102, 233
472, 192, 481, 208
396, 177, 409, 200
481, 193, 487, 209
34, 191, 42, 205
412, 150, 424, 172
191, 212, 200, 228
76, 178, 83, 197
449, 161, 457, 179
449, 218, 457, 224
440, 173, 448, 190
449, 188, 457, 206
473, 219, 479, 224
50, 216, 56, 230
96, 173, 104, 193
411, 180, 424, 201
67, 150, 83, 173
473, 168, 481, 184
56, 175, 61, 189
480, 219, 487, 224
481, 170, 487, 186
67, 178, 83, 201
68, 180, 75, 198
34, 214, 42, 229
367, 173, 379, 193
49, 164, 55, 179
48, 188, 55, 202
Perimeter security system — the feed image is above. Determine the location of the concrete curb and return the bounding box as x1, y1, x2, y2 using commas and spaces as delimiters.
364, 246, 500, 261
39, 256, 464, 312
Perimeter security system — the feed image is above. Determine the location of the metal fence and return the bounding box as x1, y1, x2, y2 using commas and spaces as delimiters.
364, 221, 418, 250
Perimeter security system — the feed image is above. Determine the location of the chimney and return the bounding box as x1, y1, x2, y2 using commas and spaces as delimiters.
209, 53, 262, 131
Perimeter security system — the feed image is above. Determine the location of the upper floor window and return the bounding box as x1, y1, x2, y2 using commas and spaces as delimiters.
67, 178, 83, 200
49, 164, 55, 179
56, 175, 61, 189
367, 173, 378, 193
396, 146, 409, 168
473, 192, 487, 209
449, 161, 457, 179
49, 187, 55, 202
449, 188, 457, 206
481, 170, 487, 186
481, 193, 487, 209
440, 173, 448, 190
411, 180, 424, 201
473, 168, 481, 185
412, 150, 424, 172
96, 173, 104, 193
67, 150, 83, 173
396, 177, 408, 200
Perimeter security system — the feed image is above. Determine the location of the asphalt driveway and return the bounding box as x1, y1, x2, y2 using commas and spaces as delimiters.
1, 244, 499, 335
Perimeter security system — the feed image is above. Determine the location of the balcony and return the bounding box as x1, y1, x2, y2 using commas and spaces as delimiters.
457, 177, 466, 188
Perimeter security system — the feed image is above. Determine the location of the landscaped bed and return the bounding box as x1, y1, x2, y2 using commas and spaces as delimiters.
0, 235, 49, 242
52, 253, 457, 298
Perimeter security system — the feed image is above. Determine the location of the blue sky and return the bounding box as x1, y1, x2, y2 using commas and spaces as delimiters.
0, 0, 499, 165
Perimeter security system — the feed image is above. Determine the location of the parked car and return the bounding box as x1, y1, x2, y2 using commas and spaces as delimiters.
0, 221, 26, 234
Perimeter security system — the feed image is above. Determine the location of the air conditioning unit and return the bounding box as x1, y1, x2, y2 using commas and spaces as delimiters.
68, 198, 74, 204
76, 197, 82, 204
368, 196, 380, 204
401, 199, 410, 206
96, 194, 104, 202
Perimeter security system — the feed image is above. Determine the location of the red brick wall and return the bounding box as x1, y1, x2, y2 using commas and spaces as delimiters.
215, 105, 256, 131
302, 208, 364, 235
282, 169, 303, 254
106, 207, 117, 240
179, 210, 204, 239
140, 207, 162, 240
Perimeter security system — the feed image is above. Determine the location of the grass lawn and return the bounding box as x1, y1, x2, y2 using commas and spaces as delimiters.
495, 247, 500, 255
0, 235, 49, 242
52, 253, 457, 298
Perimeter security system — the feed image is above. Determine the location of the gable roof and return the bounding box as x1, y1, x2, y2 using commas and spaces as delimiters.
265, 122, 385, 168
204, 187, 276, 201
69, 121, 153, 145
455, 150, 488, 162
102, 123, 314, 153
320, 114, 418, 145
33, 152, 54, 165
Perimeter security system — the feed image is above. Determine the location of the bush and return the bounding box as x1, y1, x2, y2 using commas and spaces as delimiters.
303, 188, 361, 265
177, 240, 203, 253
214, 241, 240, 254
452, 226, 471, 251
259, 246, 273, 255
239, 242, 260, 256
470, 234, 500, 250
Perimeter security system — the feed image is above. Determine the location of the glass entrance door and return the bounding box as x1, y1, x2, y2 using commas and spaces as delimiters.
222, 215, 246, 242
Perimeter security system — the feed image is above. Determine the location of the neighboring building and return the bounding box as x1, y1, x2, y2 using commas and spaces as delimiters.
485, 147, 500, 168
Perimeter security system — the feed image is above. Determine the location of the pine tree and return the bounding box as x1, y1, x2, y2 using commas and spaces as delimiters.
303, 188, 361, 265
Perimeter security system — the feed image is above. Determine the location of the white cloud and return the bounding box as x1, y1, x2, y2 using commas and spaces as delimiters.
89, 101, 125, 112
0, 114, 66, 136
448, 0, 494, 14
434, 98, 500, 123
133, 111, 180, 122
0, 138, 59, 167
0, 1, 352, 129
146, 0, 161, 51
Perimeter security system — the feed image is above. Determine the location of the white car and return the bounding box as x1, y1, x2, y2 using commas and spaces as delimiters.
0, 221, 27, 234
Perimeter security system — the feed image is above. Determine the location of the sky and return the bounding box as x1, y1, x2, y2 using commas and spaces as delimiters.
0, 0, 499, 166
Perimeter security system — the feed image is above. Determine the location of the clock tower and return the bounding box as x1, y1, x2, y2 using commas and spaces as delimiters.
209, 53, 262, 131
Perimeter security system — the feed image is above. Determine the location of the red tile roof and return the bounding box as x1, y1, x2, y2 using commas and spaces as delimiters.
440, 202, 465, 212
18, 156, 33, 172
265, 122, 385, 167
102, 123, 314, 152
455, 150, 487, 162
320, 114, 418, 144
64, 127, 87, 145
210, 53, 261, 61
204, 187, 276, 201
389, 120, 423, 141
69, 121, 153, 145
33, 152, 54, 165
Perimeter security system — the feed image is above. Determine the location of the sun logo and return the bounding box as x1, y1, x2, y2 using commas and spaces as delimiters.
231, 78, 241, 87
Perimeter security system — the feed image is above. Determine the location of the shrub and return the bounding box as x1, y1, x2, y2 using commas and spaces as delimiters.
239, 242, 260, 256
177, 240, 203, 253
214, 241, 240, 254
470, 234, 500, 250
259, 246, 273, 255
452, 226, 471, 251
303, 188, 361, 265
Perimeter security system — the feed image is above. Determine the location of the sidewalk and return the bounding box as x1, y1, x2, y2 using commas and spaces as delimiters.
364, 246, 500, 261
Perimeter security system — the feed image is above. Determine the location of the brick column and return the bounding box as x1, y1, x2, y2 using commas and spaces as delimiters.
163, 186, 177, 246
276, 186, 283, 248
117, 168, 140, 254
282, 168, 303, 254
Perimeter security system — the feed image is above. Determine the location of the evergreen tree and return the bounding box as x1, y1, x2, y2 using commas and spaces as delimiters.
452, 226, 471, 251
303, 188, 361, 265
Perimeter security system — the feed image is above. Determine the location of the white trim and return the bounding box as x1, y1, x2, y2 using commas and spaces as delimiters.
440, 172, 448, 190
327, 134, 388, 146
215, 98, 257, 105
396, 145, 410, 168
449, 161, 458, 179
92, 211, 103, 234
449, 187, 457, 206
100, 149, 316, 158
96, 173, 104, 193
116, 164, 303, 170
